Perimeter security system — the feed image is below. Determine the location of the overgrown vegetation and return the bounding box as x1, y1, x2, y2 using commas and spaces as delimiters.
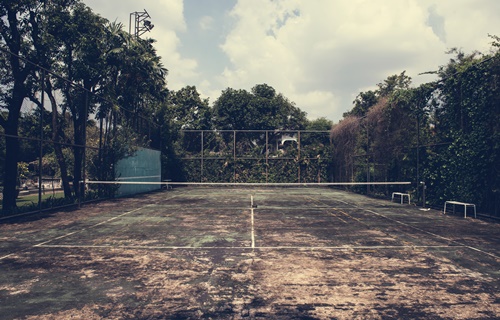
332, 37, 500, 215
161, 84, 333, 183
2, 1, 499, 217
1, 0, 166, 214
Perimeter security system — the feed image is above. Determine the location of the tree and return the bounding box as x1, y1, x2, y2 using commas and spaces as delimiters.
301, 118, 334, 183
52, 2, 109, 197
377, 71, 412, 97
344, 71, 411, 119
336, 40, 500, 215
212, 84, 307, 160
23, 0, 80, 199
1, 0, 169, 210
213, 84, 307, 130
166, 86, 211, 131
95, 20, 168, 183
0, 0, 42, 211
423, 45, 500, 211
345, 90, 378, 118
307, 117, 333, 131
331, 116, 361, 182
156, 86, 210, 181
212, 88, 253, 130
45, 3, 167, 197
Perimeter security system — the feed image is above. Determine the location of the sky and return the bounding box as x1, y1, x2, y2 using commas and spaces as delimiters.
82, 0, 500, 122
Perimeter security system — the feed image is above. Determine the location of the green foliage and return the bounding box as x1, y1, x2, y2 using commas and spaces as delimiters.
160, 84, 319, 183
337, 40, 500, 215
423, 47, 500, 212
166, 86, 211, 131
2, 1, 498, 219
17, 161, 29, 182
213, 84, 308, 130
377, 71, 412, 97
169, 129, 333, 183
307, 117, 333, 131
345, 91, 378, 118
1, 0, 168, 212
0, 0, 44, 210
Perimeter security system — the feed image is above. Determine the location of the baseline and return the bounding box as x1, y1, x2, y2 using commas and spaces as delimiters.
35, 244, 459, 251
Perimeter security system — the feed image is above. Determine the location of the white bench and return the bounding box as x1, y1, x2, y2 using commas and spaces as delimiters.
391, 192, 410, 204
443, 201, 476, 218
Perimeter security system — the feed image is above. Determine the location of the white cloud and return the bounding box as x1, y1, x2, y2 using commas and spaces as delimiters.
144, 1, 201, 89
289, 90, 340, 120
428, 0, 500, 52
84, 0, 500, 122
84, 0, 201, 90
218, 0, 499, 121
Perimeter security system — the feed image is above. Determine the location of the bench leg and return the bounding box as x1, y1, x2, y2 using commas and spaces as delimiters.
465, 205, 477, 218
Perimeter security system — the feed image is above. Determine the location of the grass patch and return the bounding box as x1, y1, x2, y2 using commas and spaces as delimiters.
0, 191, 73, 214
16, 192, 65, 207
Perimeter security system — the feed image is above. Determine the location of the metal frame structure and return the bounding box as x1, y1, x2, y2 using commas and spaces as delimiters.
180, 130, 334, 183
129, 10, 154, 38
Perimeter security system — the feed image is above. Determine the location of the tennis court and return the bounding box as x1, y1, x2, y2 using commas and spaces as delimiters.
1, 186, 499, 319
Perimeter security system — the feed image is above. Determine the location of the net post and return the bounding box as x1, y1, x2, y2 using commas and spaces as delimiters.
266, 130, 269, 183
78, 180, 85, 208
233, 130, 236, 182
201, 130, 204, 182
298, 130, 301, 183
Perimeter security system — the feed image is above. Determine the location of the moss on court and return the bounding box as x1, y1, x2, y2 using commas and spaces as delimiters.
0, 187, 499, 319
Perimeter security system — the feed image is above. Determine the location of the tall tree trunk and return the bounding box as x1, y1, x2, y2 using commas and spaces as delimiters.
45, 80, 72, 198
72, 113, 85, 198
1, 3, 32, 212
2, 98, 22, 212
72, 90, 89, 199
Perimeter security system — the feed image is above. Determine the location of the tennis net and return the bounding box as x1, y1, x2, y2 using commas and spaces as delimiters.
82, 180, 412, 199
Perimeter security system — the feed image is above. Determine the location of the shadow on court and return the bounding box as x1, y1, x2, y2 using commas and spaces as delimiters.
1, 187, 499, 319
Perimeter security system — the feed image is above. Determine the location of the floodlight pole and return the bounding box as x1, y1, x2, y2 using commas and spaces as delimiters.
129, 10, 154, 38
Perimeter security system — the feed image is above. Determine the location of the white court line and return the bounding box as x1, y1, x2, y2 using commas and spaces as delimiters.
0, 205, 154, 261
116, 175, 161, 180
363, 209, 500, 260
34, 205, 152, 247
336, 200, 350, 205
36, 244, 461, 250
0, 252, 18, 260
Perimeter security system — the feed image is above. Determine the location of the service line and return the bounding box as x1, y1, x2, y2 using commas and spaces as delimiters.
0, 205, 154, 261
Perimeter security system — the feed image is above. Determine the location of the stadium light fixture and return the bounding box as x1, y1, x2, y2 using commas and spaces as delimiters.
129, 10, 154, 38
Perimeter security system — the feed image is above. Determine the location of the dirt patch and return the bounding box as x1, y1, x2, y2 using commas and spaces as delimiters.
250, 249, 499, 319
1, 187, 499, 319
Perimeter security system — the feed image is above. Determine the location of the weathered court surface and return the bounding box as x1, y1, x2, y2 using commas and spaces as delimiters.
1, 187, 499, 319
